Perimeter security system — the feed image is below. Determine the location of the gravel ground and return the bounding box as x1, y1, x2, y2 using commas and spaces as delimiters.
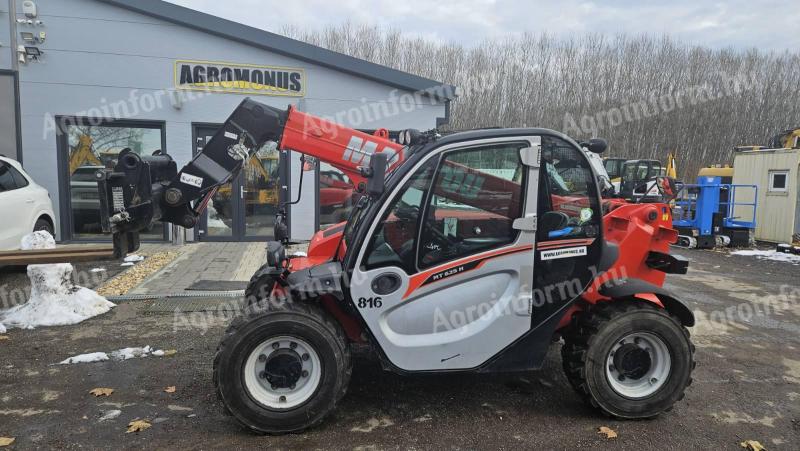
0, 247, 798, 449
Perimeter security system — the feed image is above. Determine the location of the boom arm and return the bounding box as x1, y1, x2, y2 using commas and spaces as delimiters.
96, 98, 404, 256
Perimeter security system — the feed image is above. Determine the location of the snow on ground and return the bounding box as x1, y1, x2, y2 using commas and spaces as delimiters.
90, 268, 106, 273
59, 352, 110, 364
0, 232, 115, 330
59, 346, 168, 365
123, 254, 145, 263
0, 322, 6, 334
731, 249, 800, 265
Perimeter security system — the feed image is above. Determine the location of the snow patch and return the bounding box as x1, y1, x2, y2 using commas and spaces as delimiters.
98, 409, 121, 422
59, 346, 167, 365
0, 232, 115, 330
0, 323, 6, 334
120, 262, 135, 267
123, 254, 145, 263
90, 268, 106, 273
21, 230, 55, 250
732, 249, 800, 265
110, 345, 152, 360
59, 352, 109, 364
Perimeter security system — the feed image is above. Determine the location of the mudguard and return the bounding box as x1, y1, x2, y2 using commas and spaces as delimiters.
599, 278, 695, 327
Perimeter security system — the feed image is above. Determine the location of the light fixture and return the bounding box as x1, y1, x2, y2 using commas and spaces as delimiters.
20, 31, 35, 42
24, 46, 42, 57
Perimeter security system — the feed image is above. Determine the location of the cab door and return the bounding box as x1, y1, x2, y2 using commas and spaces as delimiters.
348, 137, 541, 371
532, 135, 604, 325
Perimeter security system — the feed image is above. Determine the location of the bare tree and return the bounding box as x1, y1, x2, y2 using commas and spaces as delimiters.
284, 24, 800, 180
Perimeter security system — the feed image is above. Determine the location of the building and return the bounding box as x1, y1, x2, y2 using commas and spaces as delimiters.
0, 0, 455, 243
733, 148, 800, 243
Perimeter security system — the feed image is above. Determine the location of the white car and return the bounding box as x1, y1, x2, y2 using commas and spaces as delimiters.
0, 156, 57, 250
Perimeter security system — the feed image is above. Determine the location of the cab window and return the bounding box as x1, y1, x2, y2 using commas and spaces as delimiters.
417, 143, 526, 269
362, 159, 437, 274
538, 136, 601, 241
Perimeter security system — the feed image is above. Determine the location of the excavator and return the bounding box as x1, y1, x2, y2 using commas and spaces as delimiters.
95, 98, 695, 434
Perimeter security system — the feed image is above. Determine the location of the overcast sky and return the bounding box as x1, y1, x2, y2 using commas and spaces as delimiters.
166, 0, 799, 52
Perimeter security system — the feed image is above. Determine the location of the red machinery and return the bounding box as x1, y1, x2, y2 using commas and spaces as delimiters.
97, 98, 693, 434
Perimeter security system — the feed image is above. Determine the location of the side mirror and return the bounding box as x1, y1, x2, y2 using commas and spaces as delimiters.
366, 152, 388, 198
581, 138, 608, 154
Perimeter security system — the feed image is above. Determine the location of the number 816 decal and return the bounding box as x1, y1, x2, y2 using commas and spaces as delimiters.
357, 297, 382, 308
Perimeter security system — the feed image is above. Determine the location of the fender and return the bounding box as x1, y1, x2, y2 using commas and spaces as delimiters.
599, 278, 695, 327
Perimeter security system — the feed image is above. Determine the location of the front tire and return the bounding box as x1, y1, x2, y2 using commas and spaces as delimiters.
562, 301, 695, 418
213, 301, 352, 434
34, 218, 53, 236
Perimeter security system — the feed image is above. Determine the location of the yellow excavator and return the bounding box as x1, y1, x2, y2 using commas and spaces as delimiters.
216, 151, 280, 208
68, 135, 103, 175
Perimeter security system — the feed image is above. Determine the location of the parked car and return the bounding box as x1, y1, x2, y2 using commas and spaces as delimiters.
0, 156, 57, 250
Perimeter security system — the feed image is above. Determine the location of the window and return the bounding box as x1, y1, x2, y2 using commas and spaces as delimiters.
538, 136, 601, 241
417, 143, 526, 269
769, 170, 789, 193
61, 121, 165, 240
0, 162, 26, 192
363, 159, 437, 274
0, 163, 18, 192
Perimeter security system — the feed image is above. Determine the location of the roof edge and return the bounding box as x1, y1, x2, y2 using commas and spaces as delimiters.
97, 0, 456, 101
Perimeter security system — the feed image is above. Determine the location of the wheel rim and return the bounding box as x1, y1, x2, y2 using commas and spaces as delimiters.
605, 332, 671, 399
243, 336, 322, 410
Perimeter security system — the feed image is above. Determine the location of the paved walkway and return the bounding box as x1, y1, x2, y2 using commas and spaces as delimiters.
131, 242, 266, 295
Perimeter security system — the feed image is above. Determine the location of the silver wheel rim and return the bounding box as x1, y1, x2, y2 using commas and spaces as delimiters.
243, 336, 322, 409
605, 332, 671, 399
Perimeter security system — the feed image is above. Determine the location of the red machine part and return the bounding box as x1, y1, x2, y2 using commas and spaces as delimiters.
555, 202, 678, 330
278, 106, 406, 188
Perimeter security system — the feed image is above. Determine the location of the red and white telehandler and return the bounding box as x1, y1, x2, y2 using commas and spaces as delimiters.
96, 98, 694, 434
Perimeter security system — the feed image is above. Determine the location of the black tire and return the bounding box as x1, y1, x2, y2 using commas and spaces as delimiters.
33, 218, 54, 236
243, 264, 287, 311
213, 301, 352, 434
561, 301, 695, 419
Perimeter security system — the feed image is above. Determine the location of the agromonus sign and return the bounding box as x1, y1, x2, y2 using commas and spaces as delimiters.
174, 60, 305, 97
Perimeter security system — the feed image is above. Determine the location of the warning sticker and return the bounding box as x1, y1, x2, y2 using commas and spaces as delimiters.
540, 246, 587, 261
180, 172, 203, 188
224, 131, 238, 140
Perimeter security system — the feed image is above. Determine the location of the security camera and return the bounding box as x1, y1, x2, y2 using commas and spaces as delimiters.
17, 45, 27, 64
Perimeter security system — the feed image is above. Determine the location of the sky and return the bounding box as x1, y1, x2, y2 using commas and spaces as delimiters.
166, 0, 800, 52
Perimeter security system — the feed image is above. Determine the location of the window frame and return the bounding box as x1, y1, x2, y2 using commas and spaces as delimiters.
0, 70, 22, 162
414, 141, 529, 271
55, 116, 168, 242
768, 169, 789, 193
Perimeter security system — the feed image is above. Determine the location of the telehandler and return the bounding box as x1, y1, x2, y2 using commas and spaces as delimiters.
96, 98, 694, 434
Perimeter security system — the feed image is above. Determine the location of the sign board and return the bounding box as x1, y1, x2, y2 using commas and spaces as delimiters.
174, 60, 305, 97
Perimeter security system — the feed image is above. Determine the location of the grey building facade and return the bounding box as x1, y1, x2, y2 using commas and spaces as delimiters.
0, 0, 453, 242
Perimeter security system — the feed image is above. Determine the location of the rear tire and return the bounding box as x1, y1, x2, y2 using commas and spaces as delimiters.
561, 301, 694, 418
213, 301, 351, 434
34, 218, 53, 236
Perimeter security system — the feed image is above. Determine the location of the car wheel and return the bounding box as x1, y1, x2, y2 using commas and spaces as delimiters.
34, 218, 54, 236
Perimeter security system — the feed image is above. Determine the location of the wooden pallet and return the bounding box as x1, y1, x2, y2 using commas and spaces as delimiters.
0, 245, 116, 265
